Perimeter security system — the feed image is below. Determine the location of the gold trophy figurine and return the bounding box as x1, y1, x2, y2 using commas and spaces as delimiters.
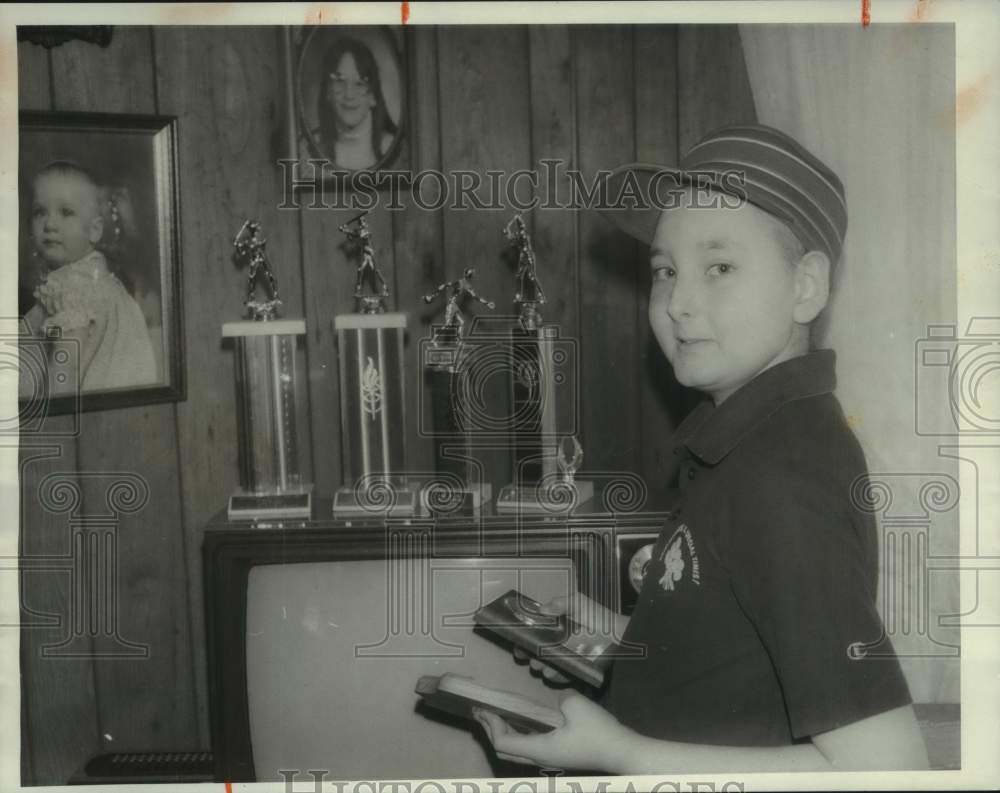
423, 267, 496, 347
224, 219, 311, 520
554, 434, 593, 507
339, 211, 390, 314
332, 212, 414, 517
496, 214, 586, 515
503, 214, 547, 331
234, 219, 282, 321
419, 267, 497, 515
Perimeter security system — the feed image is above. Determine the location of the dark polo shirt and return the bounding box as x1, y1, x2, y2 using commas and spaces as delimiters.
602, 350, 912, 746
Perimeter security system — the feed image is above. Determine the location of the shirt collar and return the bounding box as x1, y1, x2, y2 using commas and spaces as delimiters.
63, 250, 108, 278
673, 349, 837, 465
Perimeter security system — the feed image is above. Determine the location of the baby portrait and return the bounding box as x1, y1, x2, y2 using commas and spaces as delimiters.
18, 112, 181, 408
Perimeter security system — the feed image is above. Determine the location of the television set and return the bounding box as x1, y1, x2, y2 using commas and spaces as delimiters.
203, 506, 669, 782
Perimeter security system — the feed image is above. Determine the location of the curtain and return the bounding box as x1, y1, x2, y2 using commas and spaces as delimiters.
739, 23, 958, 703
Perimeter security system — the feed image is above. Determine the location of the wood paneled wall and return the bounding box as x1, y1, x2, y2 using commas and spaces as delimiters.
17, 25, 760, 785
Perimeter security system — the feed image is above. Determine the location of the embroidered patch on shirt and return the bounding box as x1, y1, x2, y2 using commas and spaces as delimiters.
655, 523, 701, 591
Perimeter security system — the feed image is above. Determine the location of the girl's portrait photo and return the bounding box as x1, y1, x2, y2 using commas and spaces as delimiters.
294, 26, 405, 173
18, 112, 184, 413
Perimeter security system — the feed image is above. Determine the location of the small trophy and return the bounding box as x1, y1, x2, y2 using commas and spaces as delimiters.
334, 214, 416, 517
339, 211, 389, 314
496, 215, 588, 514
421, 268, 496, 513
504, 214, 547, 331
223, 220, 312, 520
554, 435, 594, 507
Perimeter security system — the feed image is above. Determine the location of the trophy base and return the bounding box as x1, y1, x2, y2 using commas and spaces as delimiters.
228, 485, 313, 521
494, 480, 594, 515
419, 481, 493, 516
333, 486, 417, 519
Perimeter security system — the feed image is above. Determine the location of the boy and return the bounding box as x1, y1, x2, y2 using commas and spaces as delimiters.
475, 125, 929, 773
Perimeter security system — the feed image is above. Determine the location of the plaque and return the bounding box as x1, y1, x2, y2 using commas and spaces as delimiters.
421, 268, 496, 513
225, 221, 312, 520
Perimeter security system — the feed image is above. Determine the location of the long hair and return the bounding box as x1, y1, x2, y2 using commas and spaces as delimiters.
317, 37, 398, 164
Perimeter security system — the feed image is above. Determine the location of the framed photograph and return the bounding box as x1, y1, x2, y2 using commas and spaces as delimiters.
284, 26, 408, 188
18, 111, 184, 416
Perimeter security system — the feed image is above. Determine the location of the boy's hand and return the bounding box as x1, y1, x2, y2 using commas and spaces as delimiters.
512, 593, 628, 685
473, 692, 633, 773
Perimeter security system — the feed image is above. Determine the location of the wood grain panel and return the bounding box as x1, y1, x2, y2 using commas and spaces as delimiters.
16, 39, 98, 787
391, 27, 442, 479
677, 25, 758, 151
16, 40, 51, 111
154, 25, 303, 742
574, 25, 641, 476
50, 30, 156, 112
50, 26, 200, 755
18, 444, 99, 786
436, 25, 532, 493
526, 26, 584, 459
633, 25, 695, 495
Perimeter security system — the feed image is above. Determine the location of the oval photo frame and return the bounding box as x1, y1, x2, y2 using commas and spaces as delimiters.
296, 26, 405, 174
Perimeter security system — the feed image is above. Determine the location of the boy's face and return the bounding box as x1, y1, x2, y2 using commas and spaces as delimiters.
648, 195, 806, 404
31, 171, 103, 267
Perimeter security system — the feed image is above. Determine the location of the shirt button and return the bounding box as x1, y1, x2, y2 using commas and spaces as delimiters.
687, 468, 697, 480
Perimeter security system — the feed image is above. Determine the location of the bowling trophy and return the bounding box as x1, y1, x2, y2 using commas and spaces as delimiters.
495, 215, 593, 513
333, 212, 416, 517
420, 267, 496, 513
224, 220, 312, 520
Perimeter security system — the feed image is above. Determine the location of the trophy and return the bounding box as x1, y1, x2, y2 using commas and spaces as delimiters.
333, 213, 416, 517
495, 215, 593, 513
421, 268, 496, 513
340, 211, 389, 315
223, 220, 312, 520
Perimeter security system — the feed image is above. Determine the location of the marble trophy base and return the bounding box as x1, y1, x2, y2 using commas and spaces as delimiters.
228, 484, 313, 521
333, 485, 417, 518
419, 480, 493, 516
495, 479, 594, 515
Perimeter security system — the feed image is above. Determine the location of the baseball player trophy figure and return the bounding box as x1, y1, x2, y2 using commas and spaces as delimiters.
419, 267, 497, 513
496, 214, 592, 514
339, 211, 390, 314
333, 212, 414, 517
224, 219, 312, 519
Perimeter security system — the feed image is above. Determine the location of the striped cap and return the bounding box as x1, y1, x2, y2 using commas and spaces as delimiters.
602, 124, 847, 266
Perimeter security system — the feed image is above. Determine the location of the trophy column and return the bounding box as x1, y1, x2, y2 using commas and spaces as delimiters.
333, 312, 416, 517
495, 214, 592, 514
423, 346, 492, 513
224, 319, 312, 519
224, 220, 311, 520
420, 267, 496, 514
495, 322, 593, 513
510, 323, 559, 485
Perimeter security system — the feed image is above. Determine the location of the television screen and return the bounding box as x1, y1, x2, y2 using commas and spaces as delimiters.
245, 556, 579, 780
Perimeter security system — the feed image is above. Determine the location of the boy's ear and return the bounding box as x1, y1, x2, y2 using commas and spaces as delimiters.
88, 214, 104, 245
792, 250, 830, 324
